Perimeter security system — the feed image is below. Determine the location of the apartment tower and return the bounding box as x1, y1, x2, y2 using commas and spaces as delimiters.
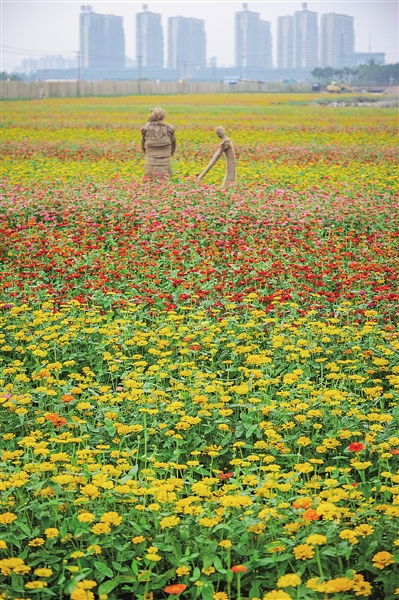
293, 3, 318, 69
136, 5, 164, 68
235, 4, 273, 72
321, 13, 354, 68
80, 6, 125, 70
277, 15, 294, 68
167, 16, 206, 73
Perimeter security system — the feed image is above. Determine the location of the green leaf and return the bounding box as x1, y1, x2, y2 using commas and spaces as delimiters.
202, 554, 214, 569
94, 561, 114, 578
359, 482, 373, 500
190, 567, 201, 581
98, 579, 120, 594
201, 584, 215, 600
213, 555, 225, 572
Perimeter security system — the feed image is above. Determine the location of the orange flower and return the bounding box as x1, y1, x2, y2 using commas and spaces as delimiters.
164, 584, 187, 595
218, 472, 235, 480
231, 564, 247, 573
302, 509, 321, 521
61, 394, 74, 404
45, 413, 67, 428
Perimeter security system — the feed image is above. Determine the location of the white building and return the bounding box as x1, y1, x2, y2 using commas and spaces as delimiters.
293, 3, 318, 69
235, 4, 273, 71
136, 5, 164, 68
321, 13, 354, 68
277, 15, 294, 69
80, 6, 125, 71
168, 16, 206, 72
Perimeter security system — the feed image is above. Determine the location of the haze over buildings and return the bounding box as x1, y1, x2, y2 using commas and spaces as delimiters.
6, 2, 392, 82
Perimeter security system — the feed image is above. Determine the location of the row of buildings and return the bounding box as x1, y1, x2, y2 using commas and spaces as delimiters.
17, 3, 385, 81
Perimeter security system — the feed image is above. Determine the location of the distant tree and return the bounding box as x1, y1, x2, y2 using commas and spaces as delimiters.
0, 71, 22, 81
354, 61, 399, 86
311, 67, 334, 84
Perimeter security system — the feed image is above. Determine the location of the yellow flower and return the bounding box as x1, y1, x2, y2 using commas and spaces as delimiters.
176, 565, 190, 576
297, 436, 311, 447
263, 591, 292, 600
202, 566, 216, 575
160, 516, 180, 529
0, 512, 17, 525
33, 567, 53, 577
306, 534, 327, 546
353, 573, 373, 596
293, 544, 314, 560
29, 537, 45, 546
44, 527, 59, 538
277, 573, 301, 588
145, 553, 161, 561
87, 544, 102, 555
0, 540, 7, 549
78, 512, 95, 523
372, 551, 395, 569
339, 529, 358, 544
351, 461, 372, 470
100, 511, 122, 526
214, 593, 229, 600
132, 536, 146, 544
70, 551, 86, 559
322, 577, 354, 593
25, 581, 48, 589
0, 557, 31, 576
76, 581, 97, 590
354, 524, 374, 538
219, 539, 232, 549
71, 589, 94, 600
91, 523, 111, 535
306, 577, 323, 591
294, 462, 314, 473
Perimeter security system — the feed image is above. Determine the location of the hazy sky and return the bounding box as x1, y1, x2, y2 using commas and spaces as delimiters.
2, 0, 398, 71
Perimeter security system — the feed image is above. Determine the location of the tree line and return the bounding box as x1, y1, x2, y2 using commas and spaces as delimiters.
312, 61, 399, 86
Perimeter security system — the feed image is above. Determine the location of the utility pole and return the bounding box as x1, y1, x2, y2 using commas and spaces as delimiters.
183, 60, 186, 81
138, 55, 142, 94
177, 57, 180, 82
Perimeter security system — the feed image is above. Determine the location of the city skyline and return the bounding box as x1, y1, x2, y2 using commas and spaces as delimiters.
2, 1, 398, 73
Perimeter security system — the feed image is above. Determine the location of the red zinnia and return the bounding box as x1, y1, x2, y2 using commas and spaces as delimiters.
391, 449, 399, 455
164, 584, 187, 595
348, 442, 365, 452
231, 564, 247, 573
218, 472, 234, 480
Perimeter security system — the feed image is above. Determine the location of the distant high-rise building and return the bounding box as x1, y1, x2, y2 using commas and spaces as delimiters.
235, 5, 273, 71
321, 13, 354, 68
80, 6, 125, 70
260, 20, 273, 68
168, 16, 206, 72
277, 16, 294, 68
136, 5, 164, 68
293, 3, 318, 69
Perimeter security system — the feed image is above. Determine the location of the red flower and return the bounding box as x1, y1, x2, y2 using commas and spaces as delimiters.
189, 343, 201, 351
231, 564, 247, 573
391, 449, 399, 455
348, 442, 365, 452
218, 472, 234, 480
164, 584, 187, 595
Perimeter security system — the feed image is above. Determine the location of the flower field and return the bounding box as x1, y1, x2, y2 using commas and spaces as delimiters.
1, 93, 399, 600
